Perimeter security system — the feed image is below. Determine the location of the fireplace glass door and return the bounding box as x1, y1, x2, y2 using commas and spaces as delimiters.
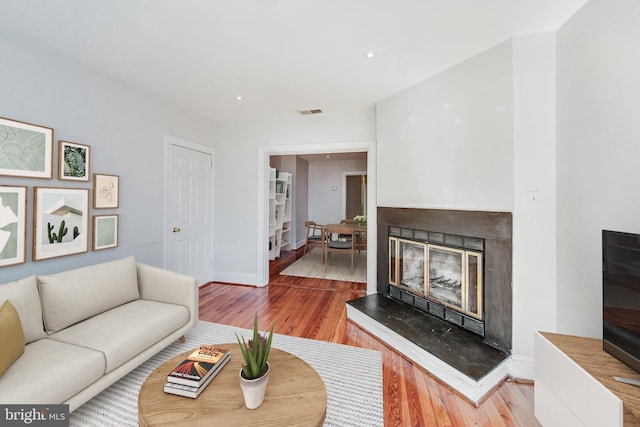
465, 251, 483, 319
389, 237, 484, 321
389, 238, 427, 297
427, 245, 465, 310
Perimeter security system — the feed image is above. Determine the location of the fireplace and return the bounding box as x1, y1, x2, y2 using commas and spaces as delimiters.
346, 207, 512, 403
388, 228, 485, 336
375, 207, 512, 353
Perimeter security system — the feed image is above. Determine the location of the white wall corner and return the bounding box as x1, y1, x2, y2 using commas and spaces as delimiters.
509, 353, 535, 380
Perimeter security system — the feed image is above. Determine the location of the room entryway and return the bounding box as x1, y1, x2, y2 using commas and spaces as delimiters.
267, 152, 368, 284
257, 141, 376, 293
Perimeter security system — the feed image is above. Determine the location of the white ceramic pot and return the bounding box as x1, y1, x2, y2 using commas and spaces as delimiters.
239, 362, 270, 409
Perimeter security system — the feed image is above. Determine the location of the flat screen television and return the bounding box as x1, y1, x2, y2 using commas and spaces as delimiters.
602, 230, 640, 374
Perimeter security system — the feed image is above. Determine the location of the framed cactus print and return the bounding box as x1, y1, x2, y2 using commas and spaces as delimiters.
33, 187, 89, 261
0, 185, 27, 267
59, 140, 90, 181
93, 214, 118, 251
0, 116, 53, 178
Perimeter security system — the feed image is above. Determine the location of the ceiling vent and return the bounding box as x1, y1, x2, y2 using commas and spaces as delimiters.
299, 109, 323, 115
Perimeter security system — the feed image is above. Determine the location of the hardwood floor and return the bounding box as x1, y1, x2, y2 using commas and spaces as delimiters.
199, 248, 540, 427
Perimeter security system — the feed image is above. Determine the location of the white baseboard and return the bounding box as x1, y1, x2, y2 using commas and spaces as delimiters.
509, 353, 535, 380
212, 271, 262, 287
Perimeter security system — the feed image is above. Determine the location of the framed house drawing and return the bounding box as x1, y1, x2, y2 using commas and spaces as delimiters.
33, 187, 89, 261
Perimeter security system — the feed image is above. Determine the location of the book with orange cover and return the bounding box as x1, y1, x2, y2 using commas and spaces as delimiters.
163, 355, 231, 398
166, 345, 231, 387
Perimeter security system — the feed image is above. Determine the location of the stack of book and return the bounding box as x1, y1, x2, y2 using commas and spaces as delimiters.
163, 345, 231, 398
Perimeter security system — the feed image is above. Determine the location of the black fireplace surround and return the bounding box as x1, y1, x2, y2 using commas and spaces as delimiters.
377, 207, 513, 353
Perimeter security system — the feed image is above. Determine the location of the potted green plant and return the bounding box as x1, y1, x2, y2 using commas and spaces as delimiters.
235, 314, 274, 409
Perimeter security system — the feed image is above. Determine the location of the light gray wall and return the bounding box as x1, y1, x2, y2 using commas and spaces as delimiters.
377, 40, 514, 211
511, 33, 557, 369
211, 112, 375, 285
294, 157, 310, 248
308, 159, 367, 225
556, 0, 640, 337
0, 30, 215, 283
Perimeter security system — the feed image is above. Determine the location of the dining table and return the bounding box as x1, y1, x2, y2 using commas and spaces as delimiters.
323, 222, 367, 250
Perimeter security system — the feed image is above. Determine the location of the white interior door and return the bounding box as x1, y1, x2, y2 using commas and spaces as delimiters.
167, 141, 213, 285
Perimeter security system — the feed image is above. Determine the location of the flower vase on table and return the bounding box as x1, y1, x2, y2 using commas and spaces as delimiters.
354, 215, 367, 227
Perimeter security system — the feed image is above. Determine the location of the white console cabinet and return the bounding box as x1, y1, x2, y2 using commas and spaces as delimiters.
534, 331, 640, 426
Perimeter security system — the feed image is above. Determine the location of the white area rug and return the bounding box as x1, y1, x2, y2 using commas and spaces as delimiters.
281, 248, 367, 283
70, 321, 383, 426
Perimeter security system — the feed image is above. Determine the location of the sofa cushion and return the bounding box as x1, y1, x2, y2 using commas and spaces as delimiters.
0, 301, 25, 376
0, 339, 105, 405
48, 299, 189, 373
38, 256, 140, 333
0, 276, 46, 343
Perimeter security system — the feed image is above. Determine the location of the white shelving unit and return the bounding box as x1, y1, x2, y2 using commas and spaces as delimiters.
269, 170, 292, 259
268, 167, 277, 260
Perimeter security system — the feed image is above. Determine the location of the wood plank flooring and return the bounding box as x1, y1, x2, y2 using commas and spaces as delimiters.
198, 248, 540, 427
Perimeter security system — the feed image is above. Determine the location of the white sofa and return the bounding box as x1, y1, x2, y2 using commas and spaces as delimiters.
0, 255, 198, 411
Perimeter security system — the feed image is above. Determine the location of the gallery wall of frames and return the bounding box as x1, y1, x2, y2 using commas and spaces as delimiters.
0, 116, 120, 268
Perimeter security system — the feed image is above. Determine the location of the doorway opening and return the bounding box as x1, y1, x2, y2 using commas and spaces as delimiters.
269, 154, 367, 283
257, 142, 377, 294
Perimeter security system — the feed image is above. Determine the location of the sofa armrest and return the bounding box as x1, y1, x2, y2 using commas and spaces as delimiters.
136, 263, 198, 328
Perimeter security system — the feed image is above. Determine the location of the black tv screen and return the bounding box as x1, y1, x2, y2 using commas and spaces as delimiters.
602, 230, 640, 373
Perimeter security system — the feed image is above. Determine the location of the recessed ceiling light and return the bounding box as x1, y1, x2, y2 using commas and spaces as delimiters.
363, 51, 376, 59
235, 96, 243, 101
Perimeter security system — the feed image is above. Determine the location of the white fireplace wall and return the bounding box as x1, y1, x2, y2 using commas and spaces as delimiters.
376, 39, 514, 212
377, 35, 557, 378
557, 0, 640, 338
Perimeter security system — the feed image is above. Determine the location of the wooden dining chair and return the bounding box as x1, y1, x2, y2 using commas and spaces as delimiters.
303, 221, 324, 259
323, 225, 356, 270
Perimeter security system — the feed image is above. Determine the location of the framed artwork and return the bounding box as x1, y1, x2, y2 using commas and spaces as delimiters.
59, 140, 90, 181
93, 174, 119, 209
33, 187, 89, 261
0, 116, 54, 178
0, 185, 27, 267
93, 214, 118, 251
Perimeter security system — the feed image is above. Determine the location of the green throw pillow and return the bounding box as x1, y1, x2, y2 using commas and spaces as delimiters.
0, 300, 25, 377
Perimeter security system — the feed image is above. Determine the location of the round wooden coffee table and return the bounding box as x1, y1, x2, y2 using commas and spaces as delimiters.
138, 343, 327, 426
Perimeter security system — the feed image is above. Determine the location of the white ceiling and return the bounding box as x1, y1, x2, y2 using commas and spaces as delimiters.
0, 0, 588, 123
